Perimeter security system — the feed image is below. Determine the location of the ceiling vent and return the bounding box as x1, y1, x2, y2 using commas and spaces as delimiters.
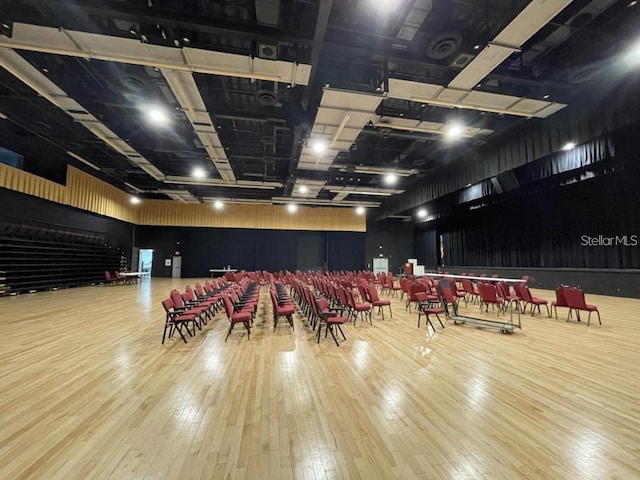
426, 32, 462, 60
256, 90, 279, 107
567, 66, 601, 85
258, 42, 278, 60
449, 53, 475, 69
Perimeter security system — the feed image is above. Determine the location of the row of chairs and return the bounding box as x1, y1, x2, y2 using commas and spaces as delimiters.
161, 279, 231, 344
290, 279, 347, 346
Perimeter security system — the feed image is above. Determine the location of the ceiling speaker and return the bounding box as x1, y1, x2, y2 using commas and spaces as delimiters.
258, 42, 278, 60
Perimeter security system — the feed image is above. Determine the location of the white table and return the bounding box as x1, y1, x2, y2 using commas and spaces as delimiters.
209, 268, 238, 278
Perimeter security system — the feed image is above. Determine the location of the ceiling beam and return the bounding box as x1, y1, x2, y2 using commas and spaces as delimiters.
301, 0, 333, 109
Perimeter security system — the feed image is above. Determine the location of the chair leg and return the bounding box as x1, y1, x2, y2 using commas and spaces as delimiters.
244, 321, 251, 340
225, 322, 235, 342
545, 305, 550, 318
337, 325, 346, 340
388, 305, 392, 319
588, 311, 591, 326
175, 323, 188, 344
328, 324, 340, 346
435, 313, 444, 328
596, 310, 601, 325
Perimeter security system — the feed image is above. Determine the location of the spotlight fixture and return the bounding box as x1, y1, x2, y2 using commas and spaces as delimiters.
473, 44, 480, 50
192, 167, 206, 179
312, 141, 326, 154
213, 200, 224, 210
299, 185, 309, 194
417, 208, 427, 219
355, 206, 366, 216
629, 1, 637, 6
562, 142, 576, 151
287, 203, 298, 213
147, 106, 169, 125
130, 196, 141, 205
543, 94, 550, 99
384, 173, 398, 186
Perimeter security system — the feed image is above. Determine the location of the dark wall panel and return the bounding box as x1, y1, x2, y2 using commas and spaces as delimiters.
414, 229, 438, 268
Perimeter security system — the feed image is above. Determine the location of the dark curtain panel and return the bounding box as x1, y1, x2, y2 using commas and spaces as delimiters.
326, 232, 366, 271
439, 168, 640, 269
414, 230, 438, 268
135, 226, 365, 277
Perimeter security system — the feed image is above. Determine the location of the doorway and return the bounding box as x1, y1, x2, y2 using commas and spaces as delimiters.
138, 249, 154, 275
172, 255, 182, 278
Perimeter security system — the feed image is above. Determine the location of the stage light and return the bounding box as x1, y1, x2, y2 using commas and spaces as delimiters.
562, 142, 576, 151
287, 203, 298, 213
299, 185, 308, 194
130, 197, 141, 205
417, 208, 427, 219
213, 200, 224, 210
356, 206, 366, 215
447, 123, 464, 139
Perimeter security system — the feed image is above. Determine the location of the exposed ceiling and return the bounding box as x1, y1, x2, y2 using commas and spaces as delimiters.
0, 0, 638, 209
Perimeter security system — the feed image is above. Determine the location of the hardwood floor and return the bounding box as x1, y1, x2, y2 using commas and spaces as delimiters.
0, 278, 639, 480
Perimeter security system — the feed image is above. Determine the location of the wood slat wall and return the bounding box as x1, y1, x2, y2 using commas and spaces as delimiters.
137, 200, 366, 232
0, 164, 366, 232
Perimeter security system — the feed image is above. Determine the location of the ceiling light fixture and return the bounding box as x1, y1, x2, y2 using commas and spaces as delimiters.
372, 0, 403, 12
473, 44, 480, 50
147, 106, 169, 125
355, 206, 366, 216
384, 173, 398, 186
447, 123, 464, 139
0, 111, 7, 120
192, 166, 206, 178
629, 1, 637, 7
562, 142, 576, 151
417, 208, 427, 219
213, 200, 224, 210
130, 196, 141, 205
287, 203, 298, 213
299, 185, 308, 194
543, 94, 550, 99
312, 141, 326, 154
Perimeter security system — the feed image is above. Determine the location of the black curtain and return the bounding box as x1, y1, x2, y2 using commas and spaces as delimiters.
414, 230, 438, 268
438, 167, 640, 269
135, 226, 366, 277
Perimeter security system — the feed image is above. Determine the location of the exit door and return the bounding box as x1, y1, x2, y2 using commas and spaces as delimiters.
172, 256, 182, 278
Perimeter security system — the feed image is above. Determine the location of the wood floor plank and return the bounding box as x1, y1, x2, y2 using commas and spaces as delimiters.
0, 279, 639, 479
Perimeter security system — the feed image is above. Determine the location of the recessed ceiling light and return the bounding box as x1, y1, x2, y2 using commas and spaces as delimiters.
312, 141, 326, 154
192, 167, 206, 178
130, 196, 141, 205
42, 68, 49, 73
417, 208, 427, 219
182, 37, 190, 43
1, 23, 10, 29
543, 94, 550, 99
355, 206, 366, 216
562, 142, 576, 151
287, 203, 298, 213
629, 1, 637, 7
384, 173, 398, 186
213, 200, 224, 210
147, 107, 169, 125
299, 185, 308, 194
447, 123, 464, 138
473, 44, 480, 50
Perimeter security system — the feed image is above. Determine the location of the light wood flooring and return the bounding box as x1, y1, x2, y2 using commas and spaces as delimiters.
0, 278, 639, 480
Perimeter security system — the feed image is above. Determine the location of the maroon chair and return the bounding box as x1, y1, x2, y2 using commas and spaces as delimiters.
514, 283, 550, 317
161, 297, 196, 344
315, 297, 347, 346
477, 283, 503, 315
367, 284, 392, 320
415, 292, 445, 330
170, 289, 206, 330
552, 286, 571, 320
345, 287, 372, 326
222, 294, 252, 341
564, 288, 601, 326
270, 291, 295, 331
461, 278, 479, 304
496, 282, 519, 312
